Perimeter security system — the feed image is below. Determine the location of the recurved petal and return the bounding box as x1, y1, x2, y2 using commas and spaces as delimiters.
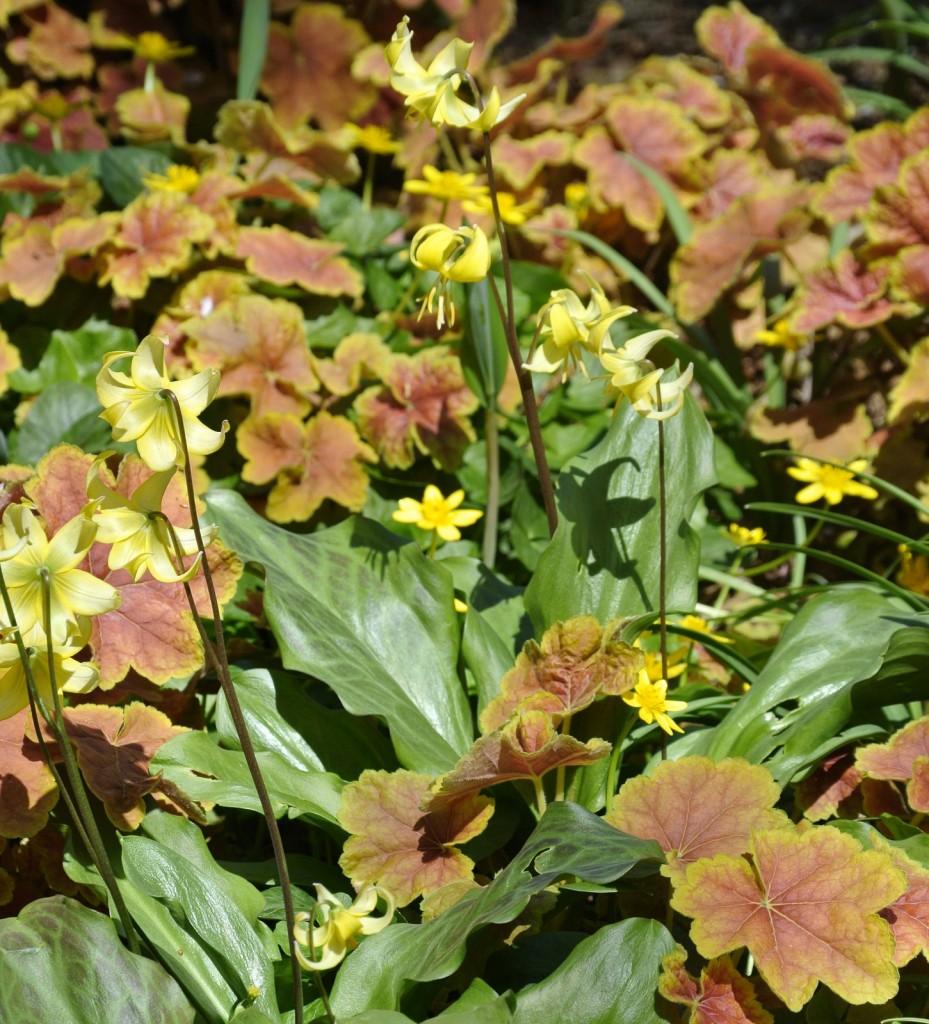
52, 569, 121, 619
169, 367, 220, 416
180, 414, 228, 459
131, 336, 170, 392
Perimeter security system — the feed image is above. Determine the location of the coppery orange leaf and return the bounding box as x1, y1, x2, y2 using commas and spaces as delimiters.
875, 839, 929, 968
339, 768, 493, 907
607, 756, 788, 882
312, 332, 391, 397
659, 948, 773, 1024
493, 131, 575, 191
100, 191, 213, 299
744, 45, 848, 128
867, 151, 929, 257
794, 750, 864, 822
235, 225, 362, 298
480, 616, 641, 733
0, 710, 57, 839
671, 825, 906, 1012
355, 347, 478, 471
856, 716, 929, 813
696, 1, 779, 75
789, 249, 902, 333
6, 1, 93, 80
638, 56, 734, 130
114, 81, 189, 145
260, 2, 375, 130
186, 294, 318, 418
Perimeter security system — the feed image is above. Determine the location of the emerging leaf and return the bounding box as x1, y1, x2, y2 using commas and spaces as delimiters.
236, 225, 362, 298
659, 947, 773, 1024
856, 716, 929, 813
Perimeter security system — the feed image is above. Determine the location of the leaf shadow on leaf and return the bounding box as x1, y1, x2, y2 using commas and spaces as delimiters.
556, 456, 654, 608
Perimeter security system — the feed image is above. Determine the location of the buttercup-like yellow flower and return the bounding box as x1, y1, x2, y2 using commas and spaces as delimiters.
635, 634, 686, 683
526, 280, 634, 380
343, 123, 401, 155
393, 484, 483, 542
385, 17, 524, 132
141, 164, 201, 194
756, 320, 807, 352
463, 190, 541, 226
133, 32, 194, 63
726, 523, 766, 547
599, 332, 693, 420
622, 670, 688, 735
293, 883, 394, 971
403, 165, 488, 203
409, 223, 491, 328
0, 640, 98, 721
96, 335, 228, 472
0, 504, 120, 646
86, 458, 214, 584
787, 457, 878, 506
677, 614, 734, 645
897, 544, 929, 597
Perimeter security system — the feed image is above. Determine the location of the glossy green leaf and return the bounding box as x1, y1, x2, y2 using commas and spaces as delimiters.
237, 0, 270, 101
328, 207, 406, 257
9, 319, 136, 393
525, 394, 715, 630
216, 666, 397, 778
207, 490, 473, 773
152, 730, 344, 824
10, 382, 114, 463
512, 918, 674, 1024
99, 147, 173, 207
330, 801, 663, 1016
0, 896, 194, 1024
462, 275, 509, 407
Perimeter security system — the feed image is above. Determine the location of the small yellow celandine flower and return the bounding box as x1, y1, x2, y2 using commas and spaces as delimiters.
756, 320, 807, 352
141, 164, 201, 194
463, 191, 541, 226
453, 597, 468, 613
0, 504, 121, 646
392, 484, 483, 542
525, 280, 634, 380
385, 17, 524, 132
726, 523, 766, 547
293, 883, 395, 971
787, 457, 878, 506
409, 223, 491, 328
896, 544, 929, 597
86, 457, 215, 584
0, 640, 98, 721
96, 335, 228, 473
133, 32, 195, 63
676, 614, 734, 645
564, 181, 590, 215
343, 123, 401, 156
635, 634, 686, 682
599, 332, 693, 420
622, 669, 688, 735
403, 165, 488, 203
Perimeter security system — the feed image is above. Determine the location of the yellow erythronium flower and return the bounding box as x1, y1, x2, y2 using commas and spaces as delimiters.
756, 319, 807, 352
0, 504, 120, 646
142, 164, 201, 194
96, 335, 228, 472
86, 458, 214, 584
726, 523, 766, 547
403, 165, 488, 203
343, 123, 400, 155
293, 883, 395, 971
0, 640, 98, 721
787, 457, 878, 506
393, 484, 483, 542
409, 223, 491, 328
463, 190, 541, 226
622, 669, 688, 735
599, 330, 692, 420
385, 17, 524, 132
526, 280, 634, 380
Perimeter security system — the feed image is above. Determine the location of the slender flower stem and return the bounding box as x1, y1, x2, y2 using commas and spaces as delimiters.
657, 390, 668, 683
163, 391, 308, 1024
532, 775, 548, 817
362, 152, 375, 211
554, 714, 572, 802
604, 707, 635, 806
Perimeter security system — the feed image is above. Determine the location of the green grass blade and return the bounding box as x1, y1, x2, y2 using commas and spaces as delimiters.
621, 154, 693, 245
237, 0, 270, 102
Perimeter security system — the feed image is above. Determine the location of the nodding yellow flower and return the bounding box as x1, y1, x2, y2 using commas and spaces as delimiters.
463, 191, 541, 226
403, 165, 488, 203
0, 504, 120, 646
599, 331, 692, 420
293, 884, 394, 971
756, 320, 807, 352
133, 32, 194, 63
141, 164, 201, 194
897, 544, 929, 597
385, 17, 524, 132
393, 484, 483, 543
635, 634, 686, 682
787, 457, 878, 506
409, 223, 491, 328
86, 457, 215, 584
622, 670, 688, 735
525, 279, 634, 380
0, 640, 98, 722
343, 123, 401, 155
96, 335, 228, 473
726, 523, 766, 547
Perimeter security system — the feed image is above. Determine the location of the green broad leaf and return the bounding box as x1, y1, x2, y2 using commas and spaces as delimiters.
366, 259, 406, 310
462, 275, 509, 407
237, 0, 270, 101
437, 980, 513, 1020
329, 801, 664, 1017
328, 207, 406, 256
0, 896, 194, 1024
0, 142, 100, 178
152, 730, 344, 824
215, 666, 397, 778
10, 318, 136, 393
695, 589, 925, 773
99, 147, 173, 207
207, 490, 473, 773
508, 261, 569, 312
525, 393, 715, 631
306, 305, 361, 350
315, 186, 362, 231
10, 381, 113, 463
122, 822, 279, 1019
512, 918, 674, 1024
